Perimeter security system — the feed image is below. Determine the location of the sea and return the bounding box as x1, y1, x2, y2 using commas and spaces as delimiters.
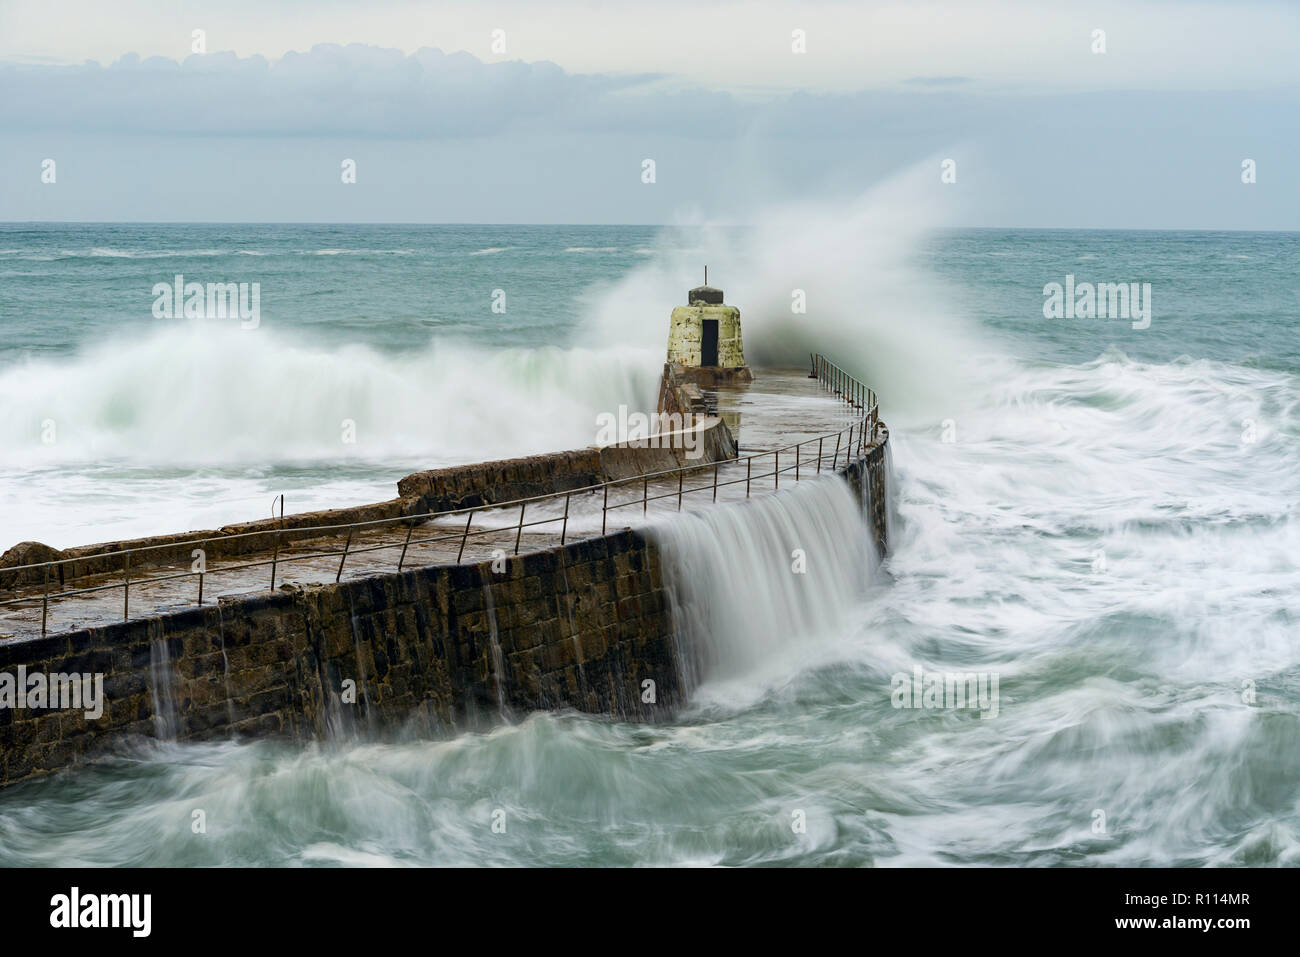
0, 213, 1296, 866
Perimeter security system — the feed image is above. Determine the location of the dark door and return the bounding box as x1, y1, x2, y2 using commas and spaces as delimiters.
701, 319, 719, 366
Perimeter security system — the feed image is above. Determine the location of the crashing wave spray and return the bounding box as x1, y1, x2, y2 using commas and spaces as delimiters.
649, 476, 878, 697
0, 324, 659, 468
580, 163, 981, 424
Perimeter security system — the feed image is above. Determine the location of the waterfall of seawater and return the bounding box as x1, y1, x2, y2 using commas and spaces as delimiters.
215, 603, 236, 735
148, 632, 180, 742
650, 475, 879, 699
882, 444, 901, 553
558, 558, 586, 704
481, 576, 508, 719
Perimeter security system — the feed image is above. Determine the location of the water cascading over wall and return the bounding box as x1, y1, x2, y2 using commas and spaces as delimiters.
650, 475, 881, 695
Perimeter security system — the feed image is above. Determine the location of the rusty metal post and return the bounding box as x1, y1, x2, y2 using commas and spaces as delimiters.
336, 526, 353, 583
795, 442, 800, 482
198, 539, 206, 606
561, 493, 570, 544
123, 551, 130, 620
457, 509, 474, 563
817, 436, 824, 474
41, 562, 50, 637
643, 476, 648, 516
677, 471, 684, 510
398, 518, 415, 571
713, 464, 719, 502
514, 503, 526, 554
601, 485, 608, 535
746, 457, 752, 497
832, 432, 841, 472
775, 450, 779, 490
270, 528, 280, 591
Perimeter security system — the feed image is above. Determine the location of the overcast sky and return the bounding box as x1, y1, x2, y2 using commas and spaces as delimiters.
1, 0, 1296, 227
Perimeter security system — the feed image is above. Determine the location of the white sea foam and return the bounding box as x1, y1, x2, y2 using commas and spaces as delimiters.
579, 166, 980, 422
0, 325, 659, 547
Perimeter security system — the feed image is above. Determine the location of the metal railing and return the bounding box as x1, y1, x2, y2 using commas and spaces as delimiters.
0, 355, 879, 635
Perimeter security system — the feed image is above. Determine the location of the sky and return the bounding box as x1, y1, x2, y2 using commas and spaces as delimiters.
1, 0, 1297, 227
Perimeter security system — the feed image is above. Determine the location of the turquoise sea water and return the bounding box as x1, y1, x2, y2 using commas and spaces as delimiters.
0, 221, 1296, 866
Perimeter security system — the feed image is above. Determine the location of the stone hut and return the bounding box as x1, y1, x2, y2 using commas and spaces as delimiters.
665, 279, 752, 384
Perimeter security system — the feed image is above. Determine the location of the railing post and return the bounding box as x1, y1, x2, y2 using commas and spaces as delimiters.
123, 551, 130, 621
398, 518, 415, 571
795, 442, 800, 482
270, 528, 280, 591
561, 493, 570, 545
775, 450, 779, 490
817, 436, 824, 474
713, 464, 719, 503
601, 485, 608, 535
677, 471, 684, 511
746, 457, 752, 497
457, 509, 474, 563
336, 526, 353, 583
514, 502, 526, 554
198, 539, 206, 606
832, 432, 841, 472
844, 424, 854, 468
41, 562, 50, 637
643, 477, 648, 516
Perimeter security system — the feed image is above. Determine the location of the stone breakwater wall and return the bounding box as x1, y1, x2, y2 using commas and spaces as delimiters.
396, 417, 735, 516
0, 432, 888, 789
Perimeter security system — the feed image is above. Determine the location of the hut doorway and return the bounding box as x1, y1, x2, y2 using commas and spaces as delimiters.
701, 319, 719, 366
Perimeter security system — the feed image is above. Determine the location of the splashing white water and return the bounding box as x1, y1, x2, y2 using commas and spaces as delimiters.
0, 325, 660, 547
0, 324, 658, 468
650, 476, 879, 707
581, 166, 979, 423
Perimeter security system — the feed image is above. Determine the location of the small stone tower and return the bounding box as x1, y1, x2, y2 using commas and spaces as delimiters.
665, 273, 753, 384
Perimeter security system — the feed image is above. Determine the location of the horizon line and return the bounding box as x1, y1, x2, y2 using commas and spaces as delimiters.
3, 221, 1299, 234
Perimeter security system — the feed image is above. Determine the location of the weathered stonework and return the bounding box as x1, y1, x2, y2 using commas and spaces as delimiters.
666, 304, 751, 377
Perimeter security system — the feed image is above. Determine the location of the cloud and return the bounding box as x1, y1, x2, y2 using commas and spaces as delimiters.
903, 76, 972, 87
0, 44, 671, 138
0, 43, 988, 142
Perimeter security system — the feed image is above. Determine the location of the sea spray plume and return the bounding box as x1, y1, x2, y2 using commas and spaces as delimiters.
580, 163, 981, 424
0, 323, 660, 468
